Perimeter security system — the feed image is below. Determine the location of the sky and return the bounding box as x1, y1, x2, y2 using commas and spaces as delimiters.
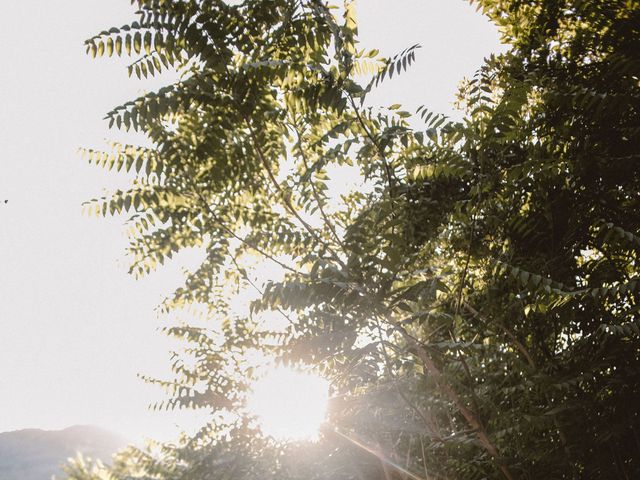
0, 1, 504, 443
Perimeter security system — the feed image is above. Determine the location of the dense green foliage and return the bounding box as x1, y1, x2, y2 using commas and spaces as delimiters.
68, 0, 640, 478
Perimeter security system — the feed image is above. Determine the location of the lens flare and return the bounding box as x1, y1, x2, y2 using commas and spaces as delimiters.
247, 367, 329, 441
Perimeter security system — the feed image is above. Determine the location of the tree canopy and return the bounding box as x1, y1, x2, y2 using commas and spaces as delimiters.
68, 0, 640, 478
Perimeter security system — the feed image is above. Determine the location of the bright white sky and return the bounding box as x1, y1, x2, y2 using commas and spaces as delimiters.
0, 1, 504, 442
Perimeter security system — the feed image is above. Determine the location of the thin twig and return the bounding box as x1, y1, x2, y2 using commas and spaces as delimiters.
463, 301, 536, 368
347, 92, 396, 197
188, 185, 304, 276
229, 255, 296, 327
374, 317, 444, 442
293, 121, 347, 251
245, 119, 349, 271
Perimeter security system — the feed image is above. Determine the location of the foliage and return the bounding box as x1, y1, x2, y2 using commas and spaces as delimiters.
68, 0, 640, 478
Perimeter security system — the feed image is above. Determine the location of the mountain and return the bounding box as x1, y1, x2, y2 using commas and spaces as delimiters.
0, 425, 127, 480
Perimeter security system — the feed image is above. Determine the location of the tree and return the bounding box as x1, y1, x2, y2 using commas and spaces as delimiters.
68, 0, 640, 478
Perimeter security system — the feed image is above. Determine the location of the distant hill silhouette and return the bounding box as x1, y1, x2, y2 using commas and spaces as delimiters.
0, 425, 127, 480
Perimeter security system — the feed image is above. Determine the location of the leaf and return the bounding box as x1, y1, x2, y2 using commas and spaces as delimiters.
133, 31, 141, 54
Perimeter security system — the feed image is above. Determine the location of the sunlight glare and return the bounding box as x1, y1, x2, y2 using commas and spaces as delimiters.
247, 368, 329, 441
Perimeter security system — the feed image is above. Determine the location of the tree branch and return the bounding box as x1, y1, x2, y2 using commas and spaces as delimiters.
390, 320, 514, 480
244, 119, 349, 271
293, 121, 348, 252
188, 184, 305, 277
347, 92, 396, 197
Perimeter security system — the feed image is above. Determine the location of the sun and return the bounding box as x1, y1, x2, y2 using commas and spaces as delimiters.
247, 367, 329, 441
